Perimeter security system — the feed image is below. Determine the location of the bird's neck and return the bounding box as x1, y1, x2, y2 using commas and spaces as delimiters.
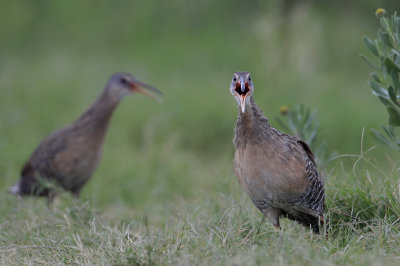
234, 96, 270, 148
73, 89, 120, 138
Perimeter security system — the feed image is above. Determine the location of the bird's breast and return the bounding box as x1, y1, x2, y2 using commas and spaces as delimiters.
234, 142, 307, 204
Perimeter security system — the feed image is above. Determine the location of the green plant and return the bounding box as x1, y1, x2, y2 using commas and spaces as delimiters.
275, 104, 336, 167
362, 9, 400, 149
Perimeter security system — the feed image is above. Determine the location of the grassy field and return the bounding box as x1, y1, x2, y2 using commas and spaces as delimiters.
1, 1, 400, 265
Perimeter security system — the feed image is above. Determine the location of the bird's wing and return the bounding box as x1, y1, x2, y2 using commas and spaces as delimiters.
292, 138, 325, 217
31, 129, 69, 182
269, 129, 324, 217
297, 139, 315, 164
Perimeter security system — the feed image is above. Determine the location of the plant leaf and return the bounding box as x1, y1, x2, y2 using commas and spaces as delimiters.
384, 57, 400, 72
370, 128, 395, 148
382, 126, 398, 143
371, 72, 385, 84
363, 36, 379, 56
304, 111, 316, 132
392, 49, 400, 57
307, 130, 317, 145
379, 96, 392, 107
388, 86, 397, 103
369, 81, 388, 97
387, 106, 400, 127
396, 17, 400, 33
391, 70, 399, 90
380, 17, 392, 33
360, 54, 380, 70
379, 31, 393, 48
287, 114, 298, 137
275, 118, 290, 132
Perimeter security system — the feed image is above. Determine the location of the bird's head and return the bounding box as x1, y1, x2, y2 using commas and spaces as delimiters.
230, 72, 254, 113
106, 73, 162, 102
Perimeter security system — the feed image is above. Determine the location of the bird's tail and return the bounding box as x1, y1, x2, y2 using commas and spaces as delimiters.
9, 181, 21, 195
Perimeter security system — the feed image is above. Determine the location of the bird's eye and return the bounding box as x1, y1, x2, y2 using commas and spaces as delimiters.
248, 76, 252, 81
120, 77, 129, 85
233, 77, 237, 82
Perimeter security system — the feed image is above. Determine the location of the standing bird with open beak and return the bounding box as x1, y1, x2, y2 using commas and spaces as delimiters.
230, 72, 325, 233
10, 73, 162, 205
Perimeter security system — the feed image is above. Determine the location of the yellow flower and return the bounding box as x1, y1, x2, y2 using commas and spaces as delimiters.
279, 105, 289, 115
375, 8, 386, 17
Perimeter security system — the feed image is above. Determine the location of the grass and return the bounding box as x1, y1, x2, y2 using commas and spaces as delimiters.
1, 1, 400, 265
1, 159, 400, 265
1, 140, 400, 265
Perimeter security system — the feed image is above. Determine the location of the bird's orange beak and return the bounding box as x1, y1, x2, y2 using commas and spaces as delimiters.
236, 76, 248, 113
239, 94, 246, 113
130, 80, 163, 102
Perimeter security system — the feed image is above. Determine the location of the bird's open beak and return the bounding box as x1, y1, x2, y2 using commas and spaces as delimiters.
239, 76, 247, 113
239, 95, 246, 113
130, 80, 163, 103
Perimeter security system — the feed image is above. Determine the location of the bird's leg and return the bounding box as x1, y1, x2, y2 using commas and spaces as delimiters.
319, 215, 324, 226
319, 215, 330, 239
71, 186, 83, 199
261, 207, 281, 229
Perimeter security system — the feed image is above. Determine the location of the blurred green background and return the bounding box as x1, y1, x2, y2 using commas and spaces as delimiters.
1, 0, 400, 212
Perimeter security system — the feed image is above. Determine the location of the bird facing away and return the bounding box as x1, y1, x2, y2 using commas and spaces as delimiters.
10, 73, 162, 205
230, 72, 324, 233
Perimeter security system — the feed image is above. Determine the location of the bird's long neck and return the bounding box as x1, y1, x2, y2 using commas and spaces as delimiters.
73, 89, 120, 140
234, 96, 271, 148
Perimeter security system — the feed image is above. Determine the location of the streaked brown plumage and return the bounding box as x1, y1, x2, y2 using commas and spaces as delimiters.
10, 73, 162, 205
230, 72, 324, 233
